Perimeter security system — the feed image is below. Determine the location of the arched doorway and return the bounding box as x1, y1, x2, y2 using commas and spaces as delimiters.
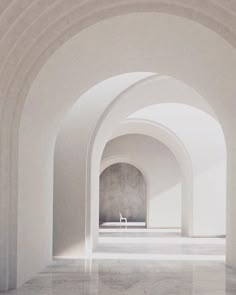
99, 163, 147, 227
6, 10, 236, 291
54, 75, 226, 259
100, 134, 183, 231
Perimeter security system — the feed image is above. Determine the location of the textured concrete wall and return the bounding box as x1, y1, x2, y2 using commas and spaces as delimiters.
99, 163, 146, 223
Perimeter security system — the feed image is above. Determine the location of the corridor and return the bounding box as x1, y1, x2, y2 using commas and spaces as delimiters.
1, 1, 236, 293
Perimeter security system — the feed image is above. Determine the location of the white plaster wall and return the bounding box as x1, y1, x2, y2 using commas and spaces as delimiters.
101, 134, 182, 228
130, 104, 226, 236
131, 104, 226, 175
16, 11, 236, 289
53, 73, 152, 258
110, 119, 193, 235
193, 161, 226, 236
18, 115, 55, 285
0, 5, 236, 291
53, 74, 223, 260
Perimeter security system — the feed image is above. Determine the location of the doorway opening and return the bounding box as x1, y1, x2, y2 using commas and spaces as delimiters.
92, 103, 226, 261
99, 163, 147, 229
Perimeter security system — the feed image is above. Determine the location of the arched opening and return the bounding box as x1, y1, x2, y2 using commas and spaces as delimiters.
9, 10, 236, 292
129, 103, 226, 237
53, 74, 226, 261
99, 162, 147, 228
86, 76, 227, 253
100, 135, 183, 231
97, 137, 184, 257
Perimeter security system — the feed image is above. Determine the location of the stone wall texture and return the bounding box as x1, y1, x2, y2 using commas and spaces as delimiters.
99, 163, 146, 223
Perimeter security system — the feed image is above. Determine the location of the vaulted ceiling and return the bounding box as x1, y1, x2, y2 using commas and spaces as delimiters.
1, 0, 236, 123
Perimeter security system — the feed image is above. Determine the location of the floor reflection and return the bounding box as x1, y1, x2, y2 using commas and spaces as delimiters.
5, 229, 236, 295
95, 227, 225, 260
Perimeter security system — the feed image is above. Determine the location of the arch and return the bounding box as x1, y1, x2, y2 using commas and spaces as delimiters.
130, 104, 226, 177
2, 2, 236, 118
99, 161, 148, 225
100, 132, 184, 230
108, 119, 192, 234
54, 72, 224, 258
2, 9, 236, 291
101, 155, 150, 229
87, 76, 226, 251
101, 156, 149, 182
112, 115, 226, 236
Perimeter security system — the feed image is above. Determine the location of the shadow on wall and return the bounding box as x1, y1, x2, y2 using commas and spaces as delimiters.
53, 140, 86, 258
99, 163, 147, 224
148, 143, 182, 228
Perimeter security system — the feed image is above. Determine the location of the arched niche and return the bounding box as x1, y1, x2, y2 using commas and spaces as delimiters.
99, 162, 147, 225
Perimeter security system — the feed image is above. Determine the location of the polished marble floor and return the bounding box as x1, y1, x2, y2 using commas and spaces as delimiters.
95, 228, 225, 259
3, 229, 236, 295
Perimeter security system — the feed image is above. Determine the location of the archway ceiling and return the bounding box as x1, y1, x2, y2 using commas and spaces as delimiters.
52, 72, 223, 179
0, 2, 235, 291
1, 0, 236, 127
107, 107, 226, 176
103, 119, 191, 177
127, 104, 226, 173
